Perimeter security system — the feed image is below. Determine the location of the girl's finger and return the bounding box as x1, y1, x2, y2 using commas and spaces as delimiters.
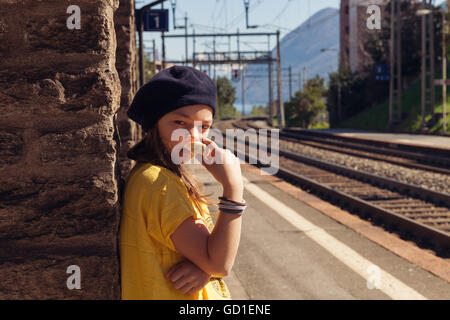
173, 276, 191, 290
165, 262, 184, 280
186, 286, 201, 296
170, 263, 196, 284
178, 282, 194, 294
201, 136, 219, 148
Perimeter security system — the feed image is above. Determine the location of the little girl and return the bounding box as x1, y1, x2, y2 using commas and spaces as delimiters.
119, 66, 245, 300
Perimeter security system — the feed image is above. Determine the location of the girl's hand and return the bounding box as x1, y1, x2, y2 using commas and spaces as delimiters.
200, 136, 244, 201
165, 260, 211, 295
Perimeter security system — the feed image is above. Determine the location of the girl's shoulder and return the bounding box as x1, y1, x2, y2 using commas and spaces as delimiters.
128, 162, 183, 190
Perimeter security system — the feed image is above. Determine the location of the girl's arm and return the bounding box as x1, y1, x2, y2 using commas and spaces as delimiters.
165, 259, 211, 295
170, 138, 244, 278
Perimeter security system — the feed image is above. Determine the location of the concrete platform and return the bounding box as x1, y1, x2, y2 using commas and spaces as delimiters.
246, 120, 450, 151
185, 161, 450, 300
320, 129, 450, 150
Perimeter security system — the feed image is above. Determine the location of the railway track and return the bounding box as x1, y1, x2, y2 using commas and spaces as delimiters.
218, 121, 450, 254
243, 121, 450, 175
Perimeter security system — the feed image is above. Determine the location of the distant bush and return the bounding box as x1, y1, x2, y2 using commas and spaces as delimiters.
284, 75, 327, 128
216, 76, 240, 119
250, 105, 269, 116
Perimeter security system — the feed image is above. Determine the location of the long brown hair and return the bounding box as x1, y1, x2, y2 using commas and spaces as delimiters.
127, 123, 217, 217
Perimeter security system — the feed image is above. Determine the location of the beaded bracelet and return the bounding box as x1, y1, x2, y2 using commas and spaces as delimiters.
218, 203, 247, 210
218, 196, 246, 206
218, 196, 247, 215
219, 207, 245, 215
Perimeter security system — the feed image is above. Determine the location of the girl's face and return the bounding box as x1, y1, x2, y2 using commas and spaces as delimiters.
157, 104, 213, 153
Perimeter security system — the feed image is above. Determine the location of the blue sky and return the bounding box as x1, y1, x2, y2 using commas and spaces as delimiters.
136, 0, 447, 61
136, 0, 341, 61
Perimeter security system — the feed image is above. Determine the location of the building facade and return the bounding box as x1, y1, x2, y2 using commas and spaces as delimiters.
340, 0, 388, 74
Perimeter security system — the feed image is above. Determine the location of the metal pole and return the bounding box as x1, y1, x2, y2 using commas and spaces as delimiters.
338, 79, 342, 121
237, 28, 240, 63
162, 32, 166, 69
396, 0, 402, 122
137, 0, 166, 86
237, 28, 241, 118
152, 39, 156, 72
245, 4, 249, 28
276, 30, 285, 128
192, 29, 196, 68
298, 70, 302, 91
430, 6, 436, 120
138, 10, 144, 86
268, 35, 273, 126
268, 61, 273, 125
336, 48, 342, 121
421, 12, 425, 129
288, 65, 292, 99
184, 15, 188, 65
213, 35, 216, 81
389, 0, 394, 127
242, 68, 245, 116
161, 1, 166, 70
303, 66, 307, 89
443, 10, 447, 133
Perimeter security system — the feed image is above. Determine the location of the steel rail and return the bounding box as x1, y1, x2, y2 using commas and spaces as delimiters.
242, 121, 450, 174
216, 122, 450, 251
282, 128, 450, 164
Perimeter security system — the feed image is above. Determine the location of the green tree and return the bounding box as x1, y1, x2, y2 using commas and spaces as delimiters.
285, 75, 327, 128
136, 50, 156, 84
251, 105, 269, 116
143, 52, 156, 83
215, 76, 239, 119
327, 70, 381, 125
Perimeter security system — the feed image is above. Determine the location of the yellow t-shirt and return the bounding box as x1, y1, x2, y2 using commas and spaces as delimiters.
119, 162, 231, 300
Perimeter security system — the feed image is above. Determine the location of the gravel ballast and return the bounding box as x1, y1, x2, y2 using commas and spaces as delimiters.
213, 121, 450, 195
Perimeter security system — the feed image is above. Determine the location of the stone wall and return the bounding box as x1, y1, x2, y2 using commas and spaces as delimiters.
0, 0, 128, 299
115, 0, 142, 181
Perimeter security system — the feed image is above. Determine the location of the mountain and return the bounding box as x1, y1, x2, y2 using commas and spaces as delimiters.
234, 7, 339, 109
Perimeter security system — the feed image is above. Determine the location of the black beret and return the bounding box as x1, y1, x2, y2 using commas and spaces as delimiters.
127, 65, 217, 132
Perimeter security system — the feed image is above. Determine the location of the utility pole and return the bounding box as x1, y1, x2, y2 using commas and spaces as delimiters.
192, 29, 196, 67
137, 0, 166, 86
138, 12, 144, 86
443, 10, 447, 134
276, 30, 285, 128
161, 1, 166, 70
389, 0, 402, 129
213, 35, 216, 81
242, 68, 246, 116
184, 15, 188, 65
162, 32, 166, 69
338, 78, 342, 121
244, 0, 258, 29
298, 70, 302, 91
163, 31, 278, 123
268, 35, 273, 126
302, 66, 307, 89
237, 28, 241, 119
418, 0, 435, 130
288, 65, 292, 99
170, 0, 188, 65
152, 39, 156, 72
